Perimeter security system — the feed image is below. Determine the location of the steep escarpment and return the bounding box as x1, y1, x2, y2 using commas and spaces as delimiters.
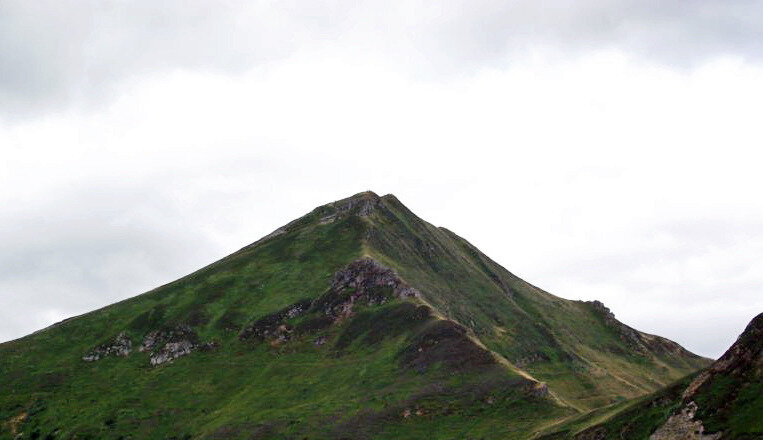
0, 191, 710, 439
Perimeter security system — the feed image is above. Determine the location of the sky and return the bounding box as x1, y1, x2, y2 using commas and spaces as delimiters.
1, 1, 762, 359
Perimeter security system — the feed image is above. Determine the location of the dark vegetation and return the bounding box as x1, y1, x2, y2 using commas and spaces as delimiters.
398, 320, 496, 373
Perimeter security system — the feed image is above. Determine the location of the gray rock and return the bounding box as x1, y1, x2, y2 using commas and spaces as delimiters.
82, 332, 132, 362
149, 340, 195, 366
321, 258, 421, 319
140, 325, 206, 366
650, 401, 721, 440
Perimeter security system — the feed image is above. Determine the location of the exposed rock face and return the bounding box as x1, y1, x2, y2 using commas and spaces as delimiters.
140, 325, 213, 366
316, 191, 383, 225
82, 332, 132, 362
240, 258, 420, 345
317, 258, 420, 319
150, 340, 195, 366
650, 402, 721, 440
329, 258, 418, 298
331, 191, 380, 217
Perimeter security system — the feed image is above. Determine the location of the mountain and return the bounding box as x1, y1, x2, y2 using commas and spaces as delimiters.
0, 191, 710, 439
538, 312, 763, 439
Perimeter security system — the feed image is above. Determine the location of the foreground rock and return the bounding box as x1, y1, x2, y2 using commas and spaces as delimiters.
649, 402, 721, 440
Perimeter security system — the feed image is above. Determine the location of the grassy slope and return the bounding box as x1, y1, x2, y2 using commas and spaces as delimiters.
534, 374, 697, 440
0, 192, 709, 439
536, 363, 762, 440
536, 313, 763, 440
366, 194, 709, 411
0, 205, 369, 438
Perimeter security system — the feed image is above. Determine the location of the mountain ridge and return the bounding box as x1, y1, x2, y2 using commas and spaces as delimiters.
0, 191, 711, 439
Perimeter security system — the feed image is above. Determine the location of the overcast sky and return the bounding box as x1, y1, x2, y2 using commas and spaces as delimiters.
2, 1, 762, 359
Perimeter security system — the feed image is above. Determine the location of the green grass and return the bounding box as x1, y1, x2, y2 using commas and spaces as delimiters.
0, 191, 713, 439
533, 314, 763, 439
364, 194, 709, 410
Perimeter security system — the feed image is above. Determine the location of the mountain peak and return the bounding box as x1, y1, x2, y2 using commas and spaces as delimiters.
342, 190, 381, 201
329, 190, 401, 207
0, 191, 716, 439
323, 190, 383, 218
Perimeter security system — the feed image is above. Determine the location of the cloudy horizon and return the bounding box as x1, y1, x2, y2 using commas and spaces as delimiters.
2, 0, 762, 359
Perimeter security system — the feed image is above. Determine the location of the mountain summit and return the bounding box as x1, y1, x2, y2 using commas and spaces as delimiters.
0, 192, 710, 439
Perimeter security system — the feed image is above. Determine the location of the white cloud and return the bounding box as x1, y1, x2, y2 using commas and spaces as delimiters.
1, 3, 762, 358
2, 0, 763, 117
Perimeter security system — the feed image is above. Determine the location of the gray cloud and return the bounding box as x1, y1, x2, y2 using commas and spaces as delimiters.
0, 182, 222, 342
1, 0, 762, 117
1, 144, 761, 358
1, 0, 761, 360
0, 151, 370, 343
518, 216, 763, 358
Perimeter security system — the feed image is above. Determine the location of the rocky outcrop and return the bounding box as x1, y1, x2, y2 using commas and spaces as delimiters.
82, 332, 132, 362
240, 259, 421, 346
684, 312, 763, 401
140, 325, 215, 366
649, 402, 721, 440
589, 300, 649, 354
239, 299, 312, 342
329, 191, 380, 217
589, 300, 694, 358
329, 258, 419, 299
83, 326, 215, 366
315, 191, 386, 225
315, 258, 420, 319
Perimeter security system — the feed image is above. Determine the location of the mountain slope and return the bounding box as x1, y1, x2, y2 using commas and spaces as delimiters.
537, 312, 762, 439
0, 191, 709, 439
359, 193, 708, 409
